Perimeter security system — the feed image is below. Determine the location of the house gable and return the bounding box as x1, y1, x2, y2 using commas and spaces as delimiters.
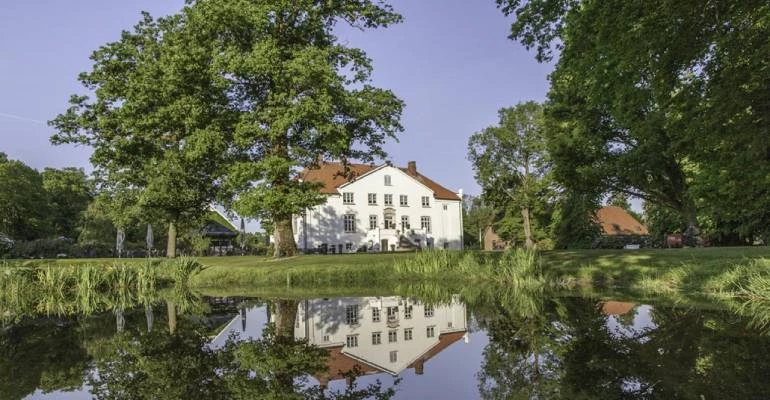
338, 165, 436, 201
300, 161, 460, 201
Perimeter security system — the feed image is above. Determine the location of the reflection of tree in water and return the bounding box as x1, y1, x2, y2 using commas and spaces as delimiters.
90, 298, 397, 400
475, 289, 566, 399
0, 318, 89, 400
475, 292, 770, 400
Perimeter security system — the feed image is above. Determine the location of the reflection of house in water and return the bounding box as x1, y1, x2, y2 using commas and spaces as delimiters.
293, 296, 468, 384
211, 296, 469, 384
597, 301, 637, 316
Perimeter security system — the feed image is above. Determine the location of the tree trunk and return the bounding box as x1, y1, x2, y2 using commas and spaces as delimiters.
167, 301, 177, 334
273, 217, 297, 257
166, 221, 177, 258
274, 299, 299, 338
145, 305, 154, 333
682, 206, 701, 247
273, 299, 300, 393
522, 207, 534, 249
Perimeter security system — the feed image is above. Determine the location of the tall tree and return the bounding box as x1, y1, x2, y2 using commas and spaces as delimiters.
50, 11, 236, 258
468, 102, 551, 249
185, 0, 405, 257
497, 0, 770, 245
0, 154, 51, 240
41, 167, 92, 239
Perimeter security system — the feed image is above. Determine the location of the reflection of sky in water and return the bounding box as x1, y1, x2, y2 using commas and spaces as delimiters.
606, 304, 656, 344
210, 305, 269, 349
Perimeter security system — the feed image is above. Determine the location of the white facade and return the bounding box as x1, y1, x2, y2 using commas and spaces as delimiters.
294, 164, 464, 252
295, 295, 468, 376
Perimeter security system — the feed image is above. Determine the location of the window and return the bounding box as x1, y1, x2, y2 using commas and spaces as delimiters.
448, 321, 453, 328
443, 204, 448, 211
404, 328, 413, 341
384, 175, 392, 186
368, 193, 377, 205
346, 305, 359, 325
401, 215, 410, 231
399, 195, 408, 206
344, 214, 356, 233
387, 306, 399, 322
346, 335, 358, 348
404, 306, 412, 319
388, 330, 398, 343
390, 351, 398, 363
372, 307, 381, 322
426, 326, 435, 338
323, 335, 330, 342
345, 242, 353, 251
343, 192, 354, 204
421, 216, 431, 233
421, 196, 430, 207
384, 194, 393, 206
372, 332, 382, 345
369, 215, 378, 230
424, 305, 434, 318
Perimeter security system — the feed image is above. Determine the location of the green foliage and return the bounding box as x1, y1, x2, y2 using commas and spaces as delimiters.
41, 167, 92, 239
394, 249, 461, 275
462, 195, 495, 249
549, 190, 601, 249
50, 10, 236, 257
0, 155, 51, 240
51, 1, 406, 258
191, 0, 405, 256
183, 231, 212, 257
468, 102, 553, 248
166, 257, 203, 286
0, 262, 162, 322
498, 0, 770, 243
87, 320, 399, 400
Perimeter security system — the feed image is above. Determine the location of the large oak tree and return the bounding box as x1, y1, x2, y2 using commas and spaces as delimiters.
188, 0, 405, 256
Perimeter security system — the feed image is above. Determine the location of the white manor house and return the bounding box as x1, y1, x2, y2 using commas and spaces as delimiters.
294, 161, 464, 253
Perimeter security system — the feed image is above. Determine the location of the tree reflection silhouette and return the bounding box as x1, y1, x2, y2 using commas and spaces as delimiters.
90, 300, 398, 400
475, 292, 770, 399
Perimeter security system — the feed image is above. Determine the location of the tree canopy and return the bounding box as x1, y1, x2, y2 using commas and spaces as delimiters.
50, 10, 237, 257
188, 0, 405, 256
468, 102, 553, 248
0, 154, 52, 240
497, 0, 770, 245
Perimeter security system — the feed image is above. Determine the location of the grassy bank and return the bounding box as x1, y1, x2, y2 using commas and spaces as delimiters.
4, 247, 770, 298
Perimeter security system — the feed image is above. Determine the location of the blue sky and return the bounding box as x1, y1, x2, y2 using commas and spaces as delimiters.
0, 0, 553, 198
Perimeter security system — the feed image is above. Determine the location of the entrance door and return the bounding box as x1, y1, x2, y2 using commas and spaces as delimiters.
380, 239, 388, 252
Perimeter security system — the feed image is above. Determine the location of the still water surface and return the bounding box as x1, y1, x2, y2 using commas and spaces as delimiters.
6, 290, 770, 399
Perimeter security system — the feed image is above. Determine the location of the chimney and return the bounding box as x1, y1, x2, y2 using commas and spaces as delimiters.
407, 161, 417, 175
414, 358, 425, 375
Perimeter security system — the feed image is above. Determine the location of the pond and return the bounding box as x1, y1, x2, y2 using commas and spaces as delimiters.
5, 285, 770, 399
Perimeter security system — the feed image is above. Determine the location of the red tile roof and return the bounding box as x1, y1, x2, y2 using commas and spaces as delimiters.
300, 162, 461, 201
596, 206, 649, 236
597, 301, 637, 316
313, 330, 466, 384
